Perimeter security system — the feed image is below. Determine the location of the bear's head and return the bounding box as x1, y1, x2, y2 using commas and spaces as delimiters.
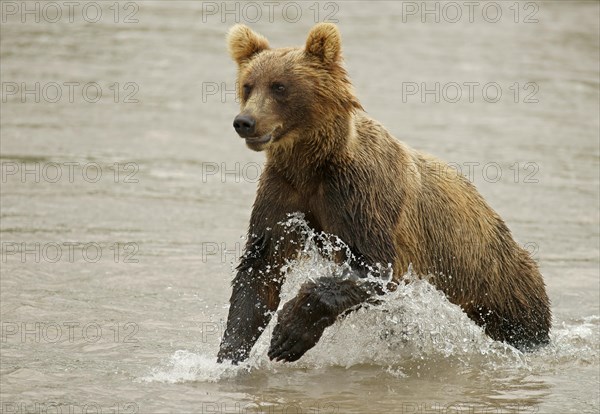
227, 23, 362, 152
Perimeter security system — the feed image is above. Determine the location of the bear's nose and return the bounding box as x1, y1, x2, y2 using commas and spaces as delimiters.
233, 114, 256, 137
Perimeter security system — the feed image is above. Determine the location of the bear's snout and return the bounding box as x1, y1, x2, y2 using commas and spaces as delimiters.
233, 114, 256, 138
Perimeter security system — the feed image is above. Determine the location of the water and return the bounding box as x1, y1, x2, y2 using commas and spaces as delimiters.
1, 1, 598, 413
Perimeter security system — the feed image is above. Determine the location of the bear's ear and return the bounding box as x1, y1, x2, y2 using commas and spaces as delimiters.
304, 23, 342, 65
227, 24, 270, 66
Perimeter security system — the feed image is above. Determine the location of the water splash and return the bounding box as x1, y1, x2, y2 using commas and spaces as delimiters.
142, 351, 242, 383
144, 215, 599, 383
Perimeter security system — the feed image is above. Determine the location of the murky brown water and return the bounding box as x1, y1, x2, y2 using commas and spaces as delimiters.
1, 1, 599, 413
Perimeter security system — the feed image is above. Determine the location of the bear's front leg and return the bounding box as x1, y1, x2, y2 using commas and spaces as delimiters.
268, 277, 375, 362
217, 171, 306, 364
217, 261, 282, 364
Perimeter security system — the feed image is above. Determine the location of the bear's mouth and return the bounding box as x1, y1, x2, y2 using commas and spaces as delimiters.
245, 133, 272, 145
245, 127, 283, 150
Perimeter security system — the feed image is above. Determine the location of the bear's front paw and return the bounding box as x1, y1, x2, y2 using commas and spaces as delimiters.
268, 291, 334, 362
217, 341, 248, 365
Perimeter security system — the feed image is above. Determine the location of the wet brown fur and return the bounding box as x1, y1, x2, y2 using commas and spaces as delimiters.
217, 24, 551, 363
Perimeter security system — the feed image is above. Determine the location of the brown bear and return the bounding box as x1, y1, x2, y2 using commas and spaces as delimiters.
216, 23, 551, 364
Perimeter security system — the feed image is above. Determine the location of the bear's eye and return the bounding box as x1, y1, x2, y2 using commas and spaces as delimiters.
242, 84, 252, 98
271, 83, 286, 94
